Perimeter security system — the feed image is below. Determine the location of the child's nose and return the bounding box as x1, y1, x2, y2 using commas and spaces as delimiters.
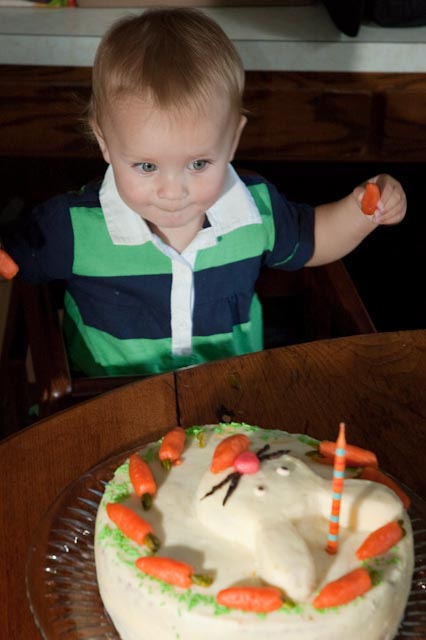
158, 173, 188, 201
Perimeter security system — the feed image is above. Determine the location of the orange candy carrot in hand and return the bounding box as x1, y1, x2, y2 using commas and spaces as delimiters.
159, 427, 186, 469
361, 182, 381, 216
356, 520, 405, 560
359, 466, 411, 510
135, 556, 212, 589
129, 453, 157, 510
211, 434, 250, 474
0, 248, 19, 280
312, 567, 372, 609
217, 586, 283, 612
319, 440, 378, 468
106, 502, 160, 552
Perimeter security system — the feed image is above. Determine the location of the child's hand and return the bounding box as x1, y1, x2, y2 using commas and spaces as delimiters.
353, 175, 407, 225
0, 247, 19, 279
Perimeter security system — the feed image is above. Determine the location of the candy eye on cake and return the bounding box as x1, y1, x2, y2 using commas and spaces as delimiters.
254, 484, 266, 497
276, 465, 290, 476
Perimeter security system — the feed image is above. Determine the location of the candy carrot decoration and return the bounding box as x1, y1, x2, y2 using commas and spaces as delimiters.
361, 182, 380, 216
358, 466, 411, 510
326, 422, 346, 555
159, 427, 186, 470
217, 586, 283, 612
319, 440, 378, 468
0, 248, 19, 280
356, 520, 405, 560
135, 556, 212, 588
211, 434, 250, 474
129, 453, 157, 510
312, 567, 372, 609
305, 451, 335, 466
106, 502, 160, 552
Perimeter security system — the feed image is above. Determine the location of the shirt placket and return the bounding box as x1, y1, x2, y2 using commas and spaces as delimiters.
170, 255, 195, 355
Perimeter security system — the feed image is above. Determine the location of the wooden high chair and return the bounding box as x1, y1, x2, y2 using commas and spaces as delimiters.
0, 260, 376, 437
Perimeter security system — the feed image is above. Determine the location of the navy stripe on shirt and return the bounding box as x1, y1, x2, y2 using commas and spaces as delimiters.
67, 255, 264, 340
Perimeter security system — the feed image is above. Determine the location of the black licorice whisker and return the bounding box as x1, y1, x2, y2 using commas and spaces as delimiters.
202, 472, 239, 500
258, 448, 290, 462
202, 446, 291, 507
256, 444, 270, 457
222, 472, 242, 506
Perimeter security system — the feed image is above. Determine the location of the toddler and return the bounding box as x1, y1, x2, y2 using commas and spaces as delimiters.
2, 8, 406, 377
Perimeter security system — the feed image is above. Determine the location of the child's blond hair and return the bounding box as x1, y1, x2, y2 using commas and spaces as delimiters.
89, 8, 245, 129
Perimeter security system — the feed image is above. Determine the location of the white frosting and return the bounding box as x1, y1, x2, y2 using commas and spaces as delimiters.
95, 424, 414, 640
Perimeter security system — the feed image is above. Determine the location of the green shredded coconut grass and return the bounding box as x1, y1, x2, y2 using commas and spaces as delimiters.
103, 466, 130, 503
297, 434, 320, 447
142, 445, 159, 463
98, 525, 140, 563
185, 426, 207, 437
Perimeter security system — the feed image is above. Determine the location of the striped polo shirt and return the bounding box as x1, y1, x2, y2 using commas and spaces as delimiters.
6, 164, 314, 377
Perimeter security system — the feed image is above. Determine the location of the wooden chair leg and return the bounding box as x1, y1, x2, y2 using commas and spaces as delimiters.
20, 281, 72, 418
0, 281, 32, 437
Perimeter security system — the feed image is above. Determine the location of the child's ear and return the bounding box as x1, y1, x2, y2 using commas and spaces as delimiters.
91, 121, 111, 164
229, 115, 247, 161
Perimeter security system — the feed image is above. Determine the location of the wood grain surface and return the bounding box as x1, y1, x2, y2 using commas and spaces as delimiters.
0, 372, 177, 640
1, 331, 425, 638
176, 331, 426, 496
1, 66, 426, 162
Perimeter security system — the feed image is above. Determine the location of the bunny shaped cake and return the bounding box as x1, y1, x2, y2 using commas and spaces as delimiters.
95, 423, 413, 640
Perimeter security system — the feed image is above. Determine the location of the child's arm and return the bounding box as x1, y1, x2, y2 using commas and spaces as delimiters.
306, 174, 407, 267
0, 195, 75, 283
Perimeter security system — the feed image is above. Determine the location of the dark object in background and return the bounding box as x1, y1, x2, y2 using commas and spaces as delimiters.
322, 0, 365, 36
322, 0, 426, 36
370, 0, 426, 26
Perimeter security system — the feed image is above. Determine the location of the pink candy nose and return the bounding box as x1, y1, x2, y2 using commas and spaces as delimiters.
233, 451, 259, 474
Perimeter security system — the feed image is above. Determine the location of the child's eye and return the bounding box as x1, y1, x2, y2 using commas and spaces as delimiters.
135, 162, 157, 173
190, 160, 208, 171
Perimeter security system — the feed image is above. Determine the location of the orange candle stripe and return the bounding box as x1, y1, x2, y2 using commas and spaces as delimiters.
326, 422, 346, 555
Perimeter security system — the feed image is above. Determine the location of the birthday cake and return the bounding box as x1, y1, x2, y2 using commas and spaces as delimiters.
95, 423, 414, 640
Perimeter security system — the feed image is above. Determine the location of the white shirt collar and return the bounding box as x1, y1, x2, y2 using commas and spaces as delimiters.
99, 163, 261, 246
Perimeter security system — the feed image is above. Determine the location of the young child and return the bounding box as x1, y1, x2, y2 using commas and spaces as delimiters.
2, 8, 406, 378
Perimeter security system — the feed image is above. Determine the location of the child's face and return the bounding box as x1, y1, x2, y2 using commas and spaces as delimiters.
95, 96, 246, 244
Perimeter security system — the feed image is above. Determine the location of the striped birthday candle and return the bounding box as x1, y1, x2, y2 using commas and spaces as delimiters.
326, 422, 346, 554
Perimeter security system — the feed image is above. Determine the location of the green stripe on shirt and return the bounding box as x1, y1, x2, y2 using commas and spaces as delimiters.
70, 206, 171, 277
64, 290, 263, 376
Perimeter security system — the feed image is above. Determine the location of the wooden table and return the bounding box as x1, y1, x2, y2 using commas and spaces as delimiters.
1, 330, 425, 639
